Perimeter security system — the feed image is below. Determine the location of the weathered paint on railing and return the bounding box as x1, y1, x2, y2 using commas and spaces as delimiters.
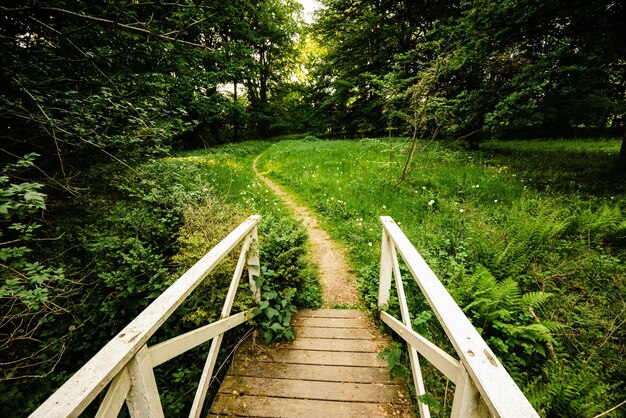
31, 215, 262, 418
378, 216, 539, 418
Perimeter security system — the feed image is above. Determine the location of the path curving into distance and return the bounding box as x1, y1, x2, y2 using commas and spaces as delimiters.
253, 152, 359, 308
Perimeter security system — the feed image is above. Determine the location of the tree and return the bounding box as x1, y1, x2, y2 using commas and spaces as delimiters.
0, 1, 304, 414
307, 0, 625, 162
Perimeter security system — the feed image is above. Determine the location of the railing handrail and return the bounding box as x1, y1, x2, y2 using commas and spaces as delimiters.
378, 216, 539, 418
31, 215, 261, 418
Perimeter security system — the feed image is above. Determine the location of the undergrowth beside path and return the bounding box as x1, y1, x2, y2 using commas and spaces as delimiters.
256, 137, 625, 417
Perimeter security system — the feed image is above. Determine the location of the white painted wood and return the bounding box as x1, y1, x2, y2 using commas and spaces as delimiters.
247, 226, 261, 303
95, 367, 131, 418
451, 365, 487, 418
391, 245, 430, 418
379, 216, 539, 418
378, 228, 393, 309
189, 231, 254, 418
380, 312, 460, 382
149, 309, 258, 367
30, 215, 261, 418
125, 345, 165, 418
189, 333, 223, 418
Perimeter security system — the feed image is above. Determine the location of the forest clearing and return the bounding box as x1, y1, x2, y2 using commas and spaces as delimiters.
1, 0, 625, 417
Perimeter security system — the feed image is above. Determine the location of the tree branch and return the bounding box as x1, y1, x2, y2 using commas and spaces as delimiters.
1, 6, 209, 48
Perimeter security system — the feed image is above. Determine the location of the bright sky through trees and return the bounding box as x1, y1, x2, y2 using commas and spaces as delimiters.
298, 0, 321, 23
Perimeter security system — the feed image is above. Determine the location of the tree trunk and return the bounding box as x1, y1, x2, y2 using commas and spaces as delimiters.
618, 127, 626, 170
233, 80, 239, 142
469, 134, 480, 150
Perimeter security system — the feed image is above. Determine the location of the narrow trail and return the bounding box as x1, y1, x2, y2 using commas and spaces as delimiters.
253, 152, 359, 308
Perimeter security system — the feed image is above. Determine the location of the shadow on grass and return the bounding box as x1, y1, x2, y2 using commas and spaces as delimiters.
480, 140, 626, 197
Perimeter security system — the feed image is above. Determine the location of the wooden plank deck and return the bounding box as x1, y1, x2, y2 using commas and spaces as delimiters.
209, 309, 413, 417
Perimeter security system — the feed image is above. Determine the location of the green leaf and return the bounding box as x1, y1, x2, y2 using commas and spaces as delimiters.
264, 307, 279, 319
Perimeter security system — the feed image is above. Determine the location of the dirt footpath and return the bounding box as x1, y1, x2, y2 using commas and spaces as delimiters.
253, 153, 359, 307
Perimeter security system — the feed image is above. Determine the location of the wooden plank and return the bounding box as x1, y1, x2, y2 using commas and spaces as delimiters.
31, 216, 261, 418
296, 317, 369, 328
298, 309, 366, 319
378, 228, 393, 308
219, 376, 410, 404
236, 348, 387, 367
149, 309, 257, 367
125, 346, 164, 418
228, 361, 390, 383
285, 337, 382, 352
209, 394, 413, 417
95, 368, 130, 418
297, 326, 376, 340
381, 312, 460, 382
380, 216, 539, 417
391, 246, 430, 418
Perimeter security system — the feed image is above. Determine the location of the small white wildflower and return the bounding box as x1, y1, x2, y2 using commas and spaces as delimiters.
368, 242, 373, 247
422, 186, 427, 190
494, 199, 498, 203
428, 199, 435, 206
459, 209, 465, 213
382, 205, 387, 209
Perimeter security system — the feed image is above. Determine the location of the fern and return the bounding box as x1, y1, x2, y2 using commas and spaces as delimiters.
449, 265, 558, 373
521, 291, 551, 309
483, 199, 571, 280
525, 359, 618, 417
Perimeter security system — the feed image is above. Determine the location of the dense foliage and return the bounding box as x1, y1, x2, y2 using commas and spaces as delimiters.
1, 0, 625, 416
258, 138, 625, 417
305, 0, 625, 154
0, 0, 310, 414
0, 0, 303, 174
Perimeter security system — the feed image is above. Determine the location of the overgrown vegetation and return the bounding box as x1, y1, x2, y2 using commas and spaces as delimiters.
2, 0, 624, 416
0, 141, 321, 416
258, 138, 625, 417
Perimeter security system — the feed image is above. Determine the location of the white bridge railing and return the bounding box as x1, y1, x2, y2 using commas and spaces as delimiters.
378, 216, 539, 418
31, 215, 262, 418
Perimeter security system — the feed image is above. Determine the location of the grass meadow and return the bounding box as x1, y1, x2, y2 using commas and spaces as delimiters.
256, 137, 625, 417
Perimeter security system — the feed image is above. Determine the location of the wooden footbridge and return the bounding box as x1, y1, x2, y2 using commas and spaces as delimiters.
210, 309, 410, 416
31, 216, 539, 418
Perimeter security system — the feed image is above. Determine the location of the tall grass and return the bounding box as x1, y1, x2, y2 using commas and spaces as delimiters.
257, 138, 625, 417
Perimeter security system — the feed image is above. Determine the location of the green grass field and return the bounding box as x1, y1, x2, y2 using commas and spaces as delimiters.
256, 137, 625, 417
